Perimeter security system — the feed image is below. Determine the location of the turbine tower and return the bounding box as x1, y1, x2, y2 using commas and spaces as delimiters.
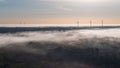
101, 20, 103, 27
77, 20, 80, 27
19, 16, 22, 24
90, 20, 92, 27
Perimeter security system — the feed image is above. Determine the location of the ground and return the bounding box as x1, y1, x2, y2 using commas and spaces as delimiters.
0, 28, 120, 68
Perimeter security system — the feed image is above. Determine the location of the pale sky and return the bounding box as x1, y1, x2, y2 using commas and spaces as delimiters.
0, 0, 120, 24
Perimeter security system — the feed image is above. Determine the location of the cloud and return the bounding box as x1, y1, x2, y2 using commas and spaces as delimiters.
36, 0, 120, 2
0, 0, 5, 2
56, 6, 72, 11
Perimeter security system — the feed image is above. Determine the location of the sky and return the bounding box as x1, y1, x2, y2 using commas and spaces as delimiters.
0, 0, 120, 24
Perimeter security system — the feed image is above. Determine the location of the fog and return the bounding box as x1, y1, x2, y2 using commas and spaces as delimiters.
0, 28, 120, 68
0, 28, 120, 45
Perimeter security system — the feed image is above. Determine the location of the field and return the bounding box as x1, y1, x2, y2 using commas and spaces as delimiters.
0, 26, 120, 68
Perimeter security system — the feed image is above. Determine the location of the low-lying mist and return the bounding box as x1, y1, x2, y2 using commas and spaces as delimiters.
0, 28, 120, 68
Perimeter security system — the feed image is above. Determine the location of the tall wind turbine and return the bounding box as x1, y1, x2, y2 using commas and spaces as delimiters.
101, 20, 103, 27
77, 20, 80, 27
90, 20, 92, 27
19, 16, 23, 24
20, 16, 26, 24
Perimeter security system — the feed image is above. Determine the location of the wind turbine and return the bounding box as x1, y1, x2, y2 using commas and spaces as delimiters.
101, 20, 103, 27
77, 20, 80, 27
90, 20, 92, 27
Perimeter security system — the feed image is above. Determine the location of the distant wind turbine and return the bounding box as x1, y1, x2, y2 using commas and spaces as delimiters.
19, 16, 26, 24
77, 20, 80, 27
90, 20, 92, 27
101, 20, 104, 27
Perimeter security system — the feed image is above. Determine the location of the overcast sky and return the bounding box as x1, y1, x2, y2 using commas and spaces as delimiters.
0, 0, 120, 24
